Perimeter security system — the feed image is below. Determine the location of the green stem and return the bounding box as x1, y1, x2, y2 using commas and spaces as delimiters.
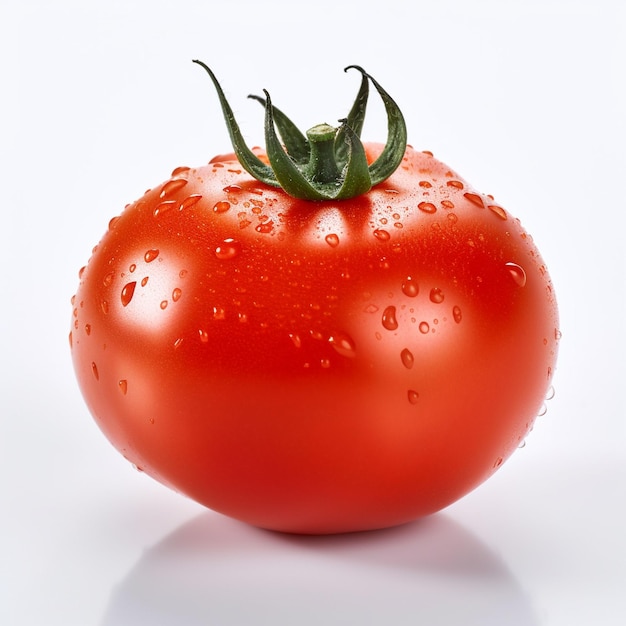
304, 124, 342, 184
193, 60, 407, 202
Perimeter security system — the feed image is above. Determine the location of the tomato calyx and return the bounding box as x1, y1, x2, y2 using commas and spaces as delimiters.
192, 60, 407, 201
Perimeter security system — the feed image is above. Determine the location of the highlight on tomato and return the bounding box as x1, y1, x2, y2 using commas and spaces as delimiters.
70, 61, 560, 534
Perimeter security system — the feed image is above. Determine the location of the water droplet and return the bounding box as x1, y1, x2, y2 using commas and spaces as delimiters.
223, 184, 242, 193
213, 306, 226, 320
429, 287, 445, 304
447, 180, 464, 189
103, 271, 114, 287
215, 238, 241, 260
289, 333, 302, 348
101, 300, 109, 315
198, 329, 209, 343
255, 220, 274, 234
402, 277, 419, 297
419, 321, 430, 334
160, 300, 168, 310
153, 200, 177, 217
554, 328, 562, 341
419, 180, 432, 188
118, 379, 128, 395
364, 303, 379, 314
441, 200, 455, 209
172, 288, 182, 302
464, 192, 485, 208
537, 403, 547, 417
144, 249, 160, 263
129, 263, 136, 273
85, 323, 91, 336
171, 165, 190, 177
325, 233, 340, 247
545, 385, 555, 401
213, 200, 231, 213
518, 440, 527, 449
329, 331, 356, 358
488, 205, 507, 220
78, 266, 86, 279
373, 229, 391, 242
401, 348, 414, 369
180, 194, 203, 211
320, 358, 331, 368
505, 262, 527, 287
174, 337, 184, 349
418, 202, 437, 214
408, 390, 419, 404
452, 305, 462, 323
447, 213, 458, 224
382, 305, 399, 331
493, 457, 503, 468
91, 362, 99, 381
159, 178, 188, 198
121, 282, 136, 306
141, 277, 149, 287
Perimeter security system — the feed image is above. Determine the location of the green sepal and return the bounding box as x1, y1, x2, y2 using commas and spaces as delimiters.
334, 67, 369, 168
194, 60, 407, 201
192, 60, 280, 188
247, 94, 309, 165
346, 66, 407, 186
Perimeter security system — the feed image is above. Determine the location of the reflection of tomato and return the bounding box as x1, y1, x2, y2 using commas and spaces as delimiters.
70, 65, 559, 534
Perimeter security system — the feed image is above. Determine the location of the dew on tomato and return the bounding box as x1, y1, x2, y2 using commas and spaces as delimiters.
373, 228, 391, 241
214, 239, 241, 260
180, 194, 203, 211
143, 248, 159, 263
213, 200, 231, 213
400, 348, 414, 369
324, 233, 340, 248
159, 178, 188, 198
505, 262, 527, 287
429, 287, 445, 304
381, 305, 399, 331
328, 331, 356, 358
120, 282, 136, 307
401, 276, 419, 297
488, 205, 507, 220
418, 201, 437, 214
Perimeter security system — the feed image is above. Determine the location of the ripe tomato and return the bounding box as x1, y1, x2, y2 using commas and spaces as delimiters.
70, 64, 559, 534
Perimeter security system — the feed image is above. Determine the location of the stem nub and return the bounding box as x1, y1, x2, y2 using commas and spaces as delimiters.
192, 60, 407, 201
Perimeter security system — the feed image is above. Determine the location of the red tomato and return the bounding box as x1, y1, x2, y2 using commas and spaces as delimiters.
70, 66, 559, 534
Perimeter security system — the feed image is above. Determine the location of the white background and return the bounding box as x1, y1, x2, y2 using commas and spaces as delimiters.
2, 1, 625, 624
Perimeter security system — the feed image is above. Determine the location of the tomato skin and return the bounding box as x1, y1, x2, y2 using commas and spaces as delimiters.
71, 144, 559, 534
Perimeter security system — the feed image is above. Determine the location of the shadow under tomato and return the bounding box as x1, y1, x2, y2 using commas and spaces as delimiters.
100, 511, 539, 626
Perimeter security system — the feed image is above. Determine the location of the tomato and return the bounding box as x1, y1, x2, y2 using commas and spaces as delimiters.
70, 63, 559, 534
